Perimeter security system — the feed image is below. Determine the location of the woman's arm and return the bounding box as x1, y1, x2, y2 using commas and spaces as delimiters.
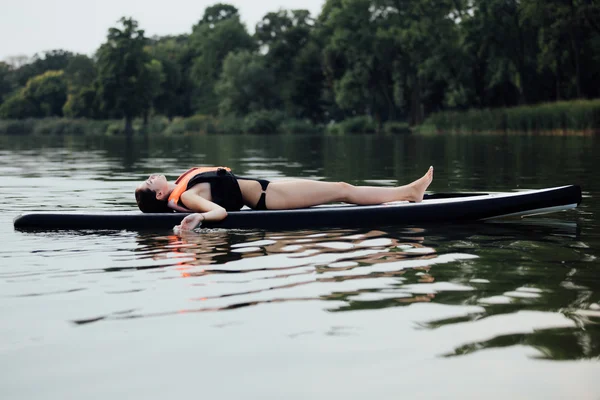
175, 190, 228, 231
180, 190, 228, 221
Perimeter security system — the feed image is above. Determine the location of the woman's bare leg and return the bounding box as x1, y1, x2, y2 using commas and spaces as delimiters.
266, 167, 434, 209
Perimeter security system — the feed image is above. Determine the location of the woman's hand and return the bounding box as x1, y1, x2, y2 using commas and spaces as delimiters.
174, 213, 205, 232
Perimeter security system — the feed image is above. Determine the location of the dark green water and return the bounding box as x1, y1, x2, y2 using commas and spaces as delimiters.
1, 133, 599, 399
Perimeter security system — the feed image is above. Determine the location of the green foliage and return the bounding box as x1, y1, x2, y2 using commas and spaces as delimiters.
184, 115, 218, 133
0, 118, 112, 135
321, 0, 377, 117
0, 118, 36, 134
0, 62, 13, 104
62, 86, 98, 118
141, 59, 165, 120
255, 9, 321, 119
21, 70, 67, 117
164, 114, 245, 135
96, 17, 155, 132
216, 115, 245, 134
280, 118, 323, 134
180, 115, 219, 134
242, 110, 283, 134
61, 54, 99, 118
189, 6, 255, 115
163, 117, 186, 135
138, 116, 169, 135
287, 40, 326, 121
424, 99, 600, 133
64, 55, 97, 89
105, 122, 124, 135
383, 121, 410, 134
327, 116, 376, 134
216, 50, 277, 117
0, 92, 37, 119
200, 3, 239, 24
0, 114, 325, 135
147, 37, 185, 119
31, 117, 86, 135
11, 50, 74, 88
1, 1, 599, 134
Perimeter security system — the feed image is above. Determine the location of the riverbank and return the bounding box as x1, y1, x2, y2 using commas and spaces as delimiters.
1, 99, 598, 136
420, 99, 600, 134
0, 114, 411, 136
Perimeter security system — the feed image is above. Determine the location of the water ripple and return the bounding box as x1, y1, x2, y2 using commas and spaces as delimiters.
1, 133, 599, 400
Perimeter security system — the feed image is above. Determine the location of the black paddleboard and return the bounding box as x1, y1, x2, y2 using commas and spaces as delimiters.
13, 185, 582, 231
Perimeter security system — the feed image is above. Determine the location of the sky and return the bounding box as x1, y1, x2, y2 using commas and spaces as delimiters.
0, 0, 325, 61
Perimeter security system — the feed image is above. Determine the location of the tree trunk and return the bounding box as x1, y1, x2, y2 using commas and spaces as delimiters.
409, 76, 423, 126
569, 0, 583, 98
556, 62, 561, 101
570, 41, 582, 98
124, 115, 133, 137
375, 111, 383, 134
378, 74, 395, 123
514, 9, 527, 104
141, 111, 149, 135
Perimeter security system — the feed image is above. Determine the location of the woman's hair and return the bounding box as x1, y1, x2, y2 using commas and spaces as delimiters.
135, 187, 172, 213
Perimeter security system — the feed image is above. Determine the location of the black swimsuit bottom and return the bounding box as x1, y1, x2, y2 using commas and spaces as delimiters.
236, 177, 270, 210
186, 169, 270, 211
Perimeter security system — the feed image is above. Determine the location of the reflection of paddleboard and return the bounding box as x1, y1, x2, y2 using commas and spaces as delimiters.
13, 185, 582, 231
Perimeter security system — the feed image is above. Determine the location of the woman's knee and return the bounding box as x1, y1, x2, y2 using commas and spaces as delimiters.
337, 181, 354, 202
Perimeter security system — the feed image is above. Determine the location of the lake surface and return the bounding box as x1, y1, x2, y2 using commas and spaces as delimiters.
1, 133, 599, 399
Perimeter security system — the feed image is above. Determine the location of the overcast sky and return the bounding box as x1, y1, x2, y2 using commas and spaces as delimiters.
0, 0, 325, 61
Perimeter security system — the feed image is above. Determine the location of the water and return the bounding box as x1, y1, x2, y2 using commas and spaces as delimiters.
1, 133, 599, 399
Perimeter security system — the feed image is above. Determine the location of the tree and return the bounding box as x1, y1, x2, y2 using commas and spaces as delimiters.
320, 0, 398, 127
61, 55, 99, 118
200, 3, 239, 25
521, 0, 600, 100
140, 59, 165, 129
0, 62, 13, 104
255, 9, 321, 119
21, 70, 68, 117
188, 4, 255, 115
63, 86, 98, 118
0, 70, 67, 118
12, 50, 74, 88
147, 37, 185, 120
288, 40, 327, 121
96, 17, 153, 135
0, 91, 36, 119
64, 54, 97, 89
256, 9, 313, 53
215, 50, 277, 117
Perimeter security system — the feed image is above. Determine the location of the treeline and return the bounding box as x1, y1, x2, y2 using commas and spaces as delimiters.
0, 0, 599, 135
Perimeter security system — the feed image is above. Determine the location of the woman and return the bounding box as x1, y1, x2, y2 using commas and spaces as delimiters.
135, 166, 434, 231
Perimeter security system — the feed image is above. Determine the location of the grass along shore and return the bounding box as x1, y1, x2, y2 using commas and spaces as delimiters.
0, 113, 410, 136
420, 99, 600, 134
1, 99, 598, 136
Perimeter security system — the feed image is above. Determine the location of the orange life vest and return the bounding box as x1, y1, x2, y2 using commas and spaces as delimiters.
167, 166, 231, 212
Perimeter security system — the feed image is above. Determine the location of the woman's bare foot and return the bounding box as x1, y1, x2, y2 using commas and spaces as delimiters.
410, 166, 434, 202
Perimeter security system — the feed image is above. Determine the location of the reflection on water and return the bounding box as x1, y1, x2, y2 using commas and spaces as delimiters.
1, 134, 599, 398
78, 227, 469, 320
27, 219, 590, 360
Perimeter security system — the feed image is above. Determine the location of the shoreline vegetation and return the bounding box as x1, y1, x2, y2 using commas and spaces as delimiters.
1, 2, 598, 136
1, 99, 598, 136
0, 114, 410, 136
419, 99, 600, 135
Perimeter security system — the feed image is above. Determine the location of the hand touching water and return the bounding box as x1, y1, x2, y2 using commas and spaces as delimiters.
174, 213, 205, 233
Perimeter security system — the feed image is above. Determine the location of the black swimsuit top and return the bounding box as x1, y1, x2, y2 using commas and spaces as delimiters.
185, 168, 244, 211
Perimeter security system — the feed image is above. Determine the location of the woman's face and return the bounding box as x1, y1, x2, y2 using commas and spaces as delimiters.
138, 174, 169, 199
